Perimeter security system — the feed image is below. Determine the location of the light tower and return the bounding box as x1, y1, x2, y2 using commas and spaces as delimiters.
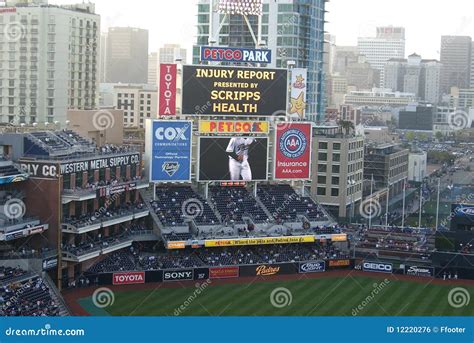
209, 0, 264, 49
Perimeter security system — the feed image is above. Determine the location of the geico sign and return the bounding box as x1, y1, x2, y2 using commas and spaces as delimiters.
112, 272, 145, 285
155, 127, 188, 141
363, 262, 393, 273
164, 270, 193, 281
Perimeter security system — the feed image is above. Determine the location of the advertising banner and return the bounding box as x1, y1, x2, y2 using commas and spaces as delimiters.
194, 268, 210, 281
150, 120, 192, 182
199, 120, 269, 134
299, 261, 326, 274
182, 65, 287, 116
167, 241, 186, 249
362, 261, 393, 274
209, 267, 240, 279
159, 64, 177, 116
328, 259, 352, 269
239, 263, 298, 277
288, 68, 308, 118
112, 272, 145, 285
200, 46, 272, 64
163, 269, 194, 282
198, 137, 268, 182
404, 265, 434, 278
274, 123, 312, 180
204, 235, 315, 248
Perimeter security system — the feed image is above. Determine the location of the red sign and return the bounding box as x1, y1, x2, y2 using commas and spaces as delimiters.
0, 8, 16, 14
210, 267, 239, 279
112, 272, 145, 285
159, 64, 177, 116
274, 123, 312, 180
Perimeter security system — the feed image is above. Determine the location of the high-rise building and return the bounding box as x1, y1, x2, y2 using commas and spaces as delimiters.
0, 1, 100, 125
105, 27, 149, 84
148, 44, 187, 85
99, 33, 108, 83
383, 53, 442, 104
357, 26, 406, 86
471, 45, 474, 88
439, 36, 472, 95
148, 52, 158, 85
194, 0, 327, 122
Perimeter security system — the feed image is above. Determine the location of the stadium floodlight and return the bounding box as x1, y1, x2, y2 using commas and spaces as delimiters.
218, 0, 263, 16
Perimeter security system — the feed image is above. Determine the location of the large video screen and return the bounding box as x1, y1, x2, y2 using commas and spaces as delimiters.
182, 65, 287, 116
198, 137, 268, 182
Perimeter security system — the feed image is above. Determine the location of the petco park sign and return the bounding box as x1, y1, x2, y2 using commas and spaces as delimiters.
112, 272, 145, 285
200, 46, 272, 64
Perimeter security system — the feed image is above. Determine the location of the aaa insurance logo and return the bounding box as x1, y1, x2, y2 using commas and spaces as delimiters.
279, 129, 307, 159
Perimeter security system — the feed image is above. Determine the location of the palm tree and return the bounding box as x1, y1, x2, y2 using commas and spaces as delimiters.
338, 120, 355, 136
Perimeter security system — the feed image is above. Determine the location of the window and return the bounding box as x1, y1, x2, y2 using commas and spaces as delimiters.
332, 165, 340, 174
333, 154, 341, 162
317, 176, 326, 184
318, 153, 327, 161
331, 189, 339, 197
318, 164, 327, 173
317, 187, 326, 196
333, 143, 341, 151
332, 177, 339, 185
319, 142, 328, 150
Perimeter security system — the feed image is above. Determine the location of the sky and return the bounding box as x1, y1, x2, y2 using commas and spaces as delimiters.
49, 0, 474, 62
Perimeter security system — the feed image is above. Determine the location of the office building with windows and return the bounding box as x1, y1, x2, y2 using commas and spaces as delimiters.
0, 1, 100, 126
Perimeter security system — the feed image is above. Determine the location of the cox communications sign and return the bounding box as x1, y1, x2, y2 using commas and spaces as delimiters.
150, 120, 192, 182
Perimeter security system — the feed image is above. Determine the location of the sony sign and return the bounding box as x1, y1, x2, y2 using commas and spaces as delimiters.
163, 269, 194, 282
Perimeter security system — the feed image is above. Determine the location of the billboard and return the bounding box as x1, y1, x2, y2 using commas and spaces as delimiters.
163, 269, 194, 282
240, 263, 298, 277
159, 64, 177, 116
182, 65, 287, 116
198, 137, 268, 182
112, 272, 145, 285
150, 120, 192, 182
199, 120, 269, 135
204, 235, 315, 248
274, 123, 312, 180
362, 261, 393, 274
210, 267, 240, 279
289, 68, 308, 118
299, 261, 326, 274
404, 265, 434, 278
200, 46, 272, 64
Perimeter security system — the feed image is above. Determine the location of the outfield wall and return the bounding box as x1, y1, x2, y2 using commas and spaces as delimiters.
87, 259, 356, 286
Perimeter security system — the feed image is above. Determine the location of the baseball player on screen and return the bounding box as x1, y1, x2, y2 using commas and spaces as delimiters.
226, 137, 256, 181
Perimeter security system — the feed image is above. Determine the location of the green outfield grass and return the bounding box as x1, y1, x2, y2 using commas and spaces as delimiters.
79, 275, 474, 316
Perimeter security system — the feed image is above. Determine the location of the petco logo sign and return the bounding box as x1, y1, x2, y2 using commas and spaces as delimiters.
201, 46, 272, 64
164, 270, 194, 282
362, 262, 393, 274
112, 272, 145, 285
155, 125, 189, 142
299, 261, 325, 273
